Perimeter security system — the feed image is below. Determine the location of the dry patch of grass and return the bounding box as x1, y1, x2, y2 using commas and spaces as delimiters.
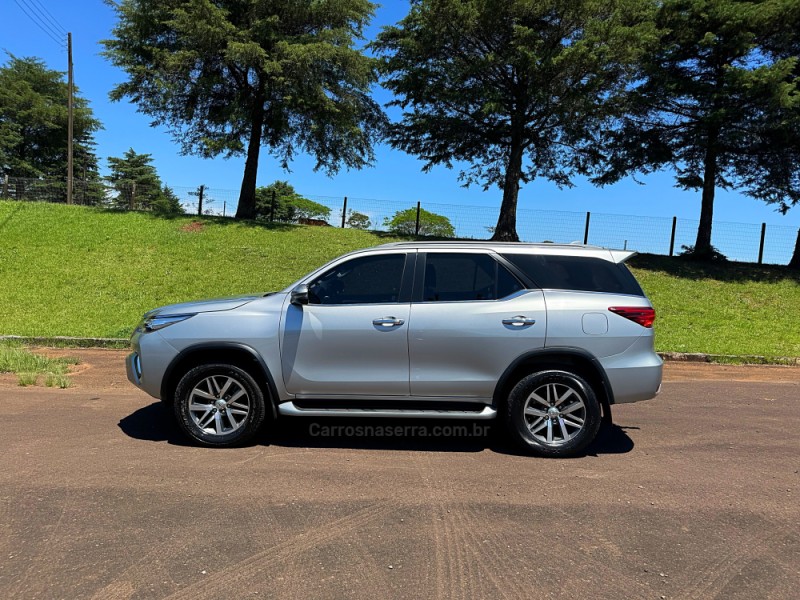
0, 341, 78, 387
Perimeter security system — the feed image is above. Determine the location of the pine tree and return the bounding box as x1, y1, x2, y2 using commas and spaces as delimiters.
0, 54, 101, 199
105, 149, 163, 210
103, 0, 385, 219
372, 0, 655, 241
595, 0, 800, 260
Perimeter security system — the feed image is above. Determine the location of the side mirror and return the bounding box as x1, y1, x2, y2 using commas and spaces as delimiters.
290, 284, 309, 306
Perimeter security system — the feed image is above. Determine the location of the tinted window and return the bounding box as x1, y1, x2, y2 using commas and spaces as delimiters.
309, 254, 406, 304
501, 254, 644, 296
422, 253, 523, 302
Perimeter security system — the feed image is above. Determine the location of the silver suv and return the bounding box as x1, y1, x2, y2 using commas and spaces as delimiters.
126, 241, 662, 457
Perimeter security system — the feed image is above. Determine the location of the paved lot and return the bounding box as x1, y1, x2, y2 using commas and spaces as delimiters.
1, 351, 799, 599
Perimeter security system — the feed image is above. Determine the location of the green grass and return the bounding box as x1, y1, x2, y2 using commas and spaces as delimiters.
0, 201, 403, 338
16, 372, 38, 386
628, 255, 800, 358
0, 340, 78, 386
44, 372, 72, 388
1, 200, 798, 358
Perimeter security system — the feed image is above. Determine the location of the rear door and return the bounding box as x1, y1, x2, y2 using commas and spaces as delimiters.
408, 251, 546, 399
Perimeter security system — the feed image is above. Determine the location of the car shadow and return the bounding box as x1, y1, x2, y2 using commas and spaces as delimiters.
118, 402, 195, 447
586, 424, 637, 456
119, 403, 634, 456
269, 416, 493, 453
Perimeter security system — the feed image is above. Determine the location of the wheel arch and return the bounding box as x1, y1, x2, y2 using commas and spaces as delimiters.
161, 342, 278, 418
493, 347, 614, 419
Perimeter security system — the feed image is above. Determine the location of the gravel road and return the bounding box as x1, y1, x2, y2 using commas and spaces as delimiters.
1, 350, 798, 599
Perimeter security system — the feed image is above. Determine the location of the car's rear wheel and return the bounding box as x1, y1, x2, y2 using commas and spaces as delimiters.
174, 364, 266, 447
506, 370, 601, 458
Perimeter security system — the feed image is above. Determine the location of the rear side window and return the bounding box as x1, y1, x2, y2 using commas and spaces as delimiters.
501, 254, 644, 296
422, 253, 523, 301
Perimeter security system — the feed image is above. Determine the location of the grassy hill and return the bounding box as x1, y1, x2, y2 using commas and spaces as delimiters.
1, 200, 798, 358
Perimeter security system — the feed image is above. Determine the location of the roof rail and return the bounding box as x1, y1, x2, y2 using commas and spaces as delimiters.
378, 240, 608, 250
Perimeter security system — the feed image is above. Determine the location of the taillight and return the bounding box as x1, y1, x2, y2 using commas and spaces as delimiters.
608, 306, 655, 328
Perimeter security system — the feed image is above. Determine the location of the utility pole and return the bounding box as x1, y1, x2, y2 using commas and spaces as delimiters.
67, 32, 74, 205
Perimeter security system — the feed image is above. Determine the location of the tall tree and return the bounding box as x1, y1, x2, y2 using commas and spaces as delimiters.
790, 228, 800, 269
103, 0, 386, 220
372, 0, 654, 241
595, 0, 800, 260
106, 149, 164, 210
0, 55, 101, 196
763, 5, 800, 267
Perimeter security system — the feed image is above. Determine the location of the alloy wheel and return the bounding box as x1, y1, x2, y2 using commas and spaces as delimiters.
188, 375, 251, 436
523, 382, 586, 446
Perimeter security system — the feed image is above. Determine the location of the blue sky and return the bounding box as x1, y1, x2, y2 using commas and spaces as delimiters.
3, 0, 800, 231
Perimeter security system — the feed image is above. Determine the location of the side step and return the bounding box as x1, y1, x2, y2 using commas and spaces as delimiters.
277, 401, 497, 420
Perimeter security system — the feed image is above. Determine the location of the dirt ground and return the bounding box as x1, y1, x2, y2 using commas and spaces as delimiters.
1, 349, 798, 599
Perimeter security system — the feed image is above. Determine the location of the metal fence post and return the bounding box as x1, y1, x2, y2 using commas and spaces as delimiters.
270, 190, 276, 223
415, 201, 421, 236
583, 212, 591, 245
223, 201, 226, 217
758, 222, 766, 264
130, 182, 136, 210
341, 196, 348, 228
669, 216, 677, 256
2, 175, 8, 198
197, 184, 205, 217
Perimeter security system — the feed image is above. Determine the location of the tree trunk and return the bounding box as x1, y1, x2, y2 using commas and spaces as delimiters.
235, 90, 266, 220
789, 228, 800, 269
491, 135, 524, 242
693, 130, 718, 259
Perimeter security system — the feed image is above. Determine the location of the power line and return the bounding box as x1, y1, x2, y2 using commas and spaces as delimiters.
17, 0, 66, 43
13, 0, 66, 49
26, 0, 68, 37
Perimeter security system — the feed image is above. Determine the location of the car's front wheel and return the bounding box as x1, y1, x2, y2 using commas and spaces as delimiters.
506, 370, 601, 458
174, 364, 267, 447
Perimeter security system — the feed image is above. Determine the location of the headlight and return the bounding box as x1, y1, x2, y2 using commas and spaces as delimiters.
143, 314, 195, 332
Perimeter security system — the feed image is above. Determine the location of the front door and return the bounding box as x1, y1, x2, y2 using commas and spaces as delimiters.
281, 251, 413, 397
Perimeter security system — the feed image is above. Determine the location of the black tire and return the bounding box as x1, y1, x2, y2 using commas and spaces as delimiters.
505, 370, 601, 458
174, 363, 267, 447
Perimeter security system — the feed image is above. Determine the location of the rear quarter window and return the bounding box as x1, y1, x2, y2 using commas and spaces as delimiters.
501, 254, 644, 296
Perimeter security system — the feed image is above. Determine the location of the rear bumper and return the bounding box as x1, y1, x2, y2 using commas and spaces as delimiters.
606, 362, 663, 404
599, 335, 663, 404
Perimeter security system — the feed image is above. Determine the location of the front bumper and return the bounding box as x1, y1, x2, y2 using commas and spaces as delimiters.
126, 351, 141, 386
125, 329, 178, 400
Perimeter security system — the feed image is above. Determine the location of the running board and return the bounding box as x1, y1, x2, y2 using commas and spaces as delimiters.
278, 401, 497, 420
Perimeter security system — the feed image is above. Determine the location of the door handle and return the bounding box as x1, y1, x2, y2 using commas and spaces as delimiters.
502, 316, 536, 327
373, 317, 405, 327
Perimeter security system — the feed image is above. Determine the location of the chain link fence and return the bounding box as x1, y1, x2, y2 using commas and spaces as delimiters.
3, 175, 798, 265
0, 176, 239, 215
278, 193, 800, 266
